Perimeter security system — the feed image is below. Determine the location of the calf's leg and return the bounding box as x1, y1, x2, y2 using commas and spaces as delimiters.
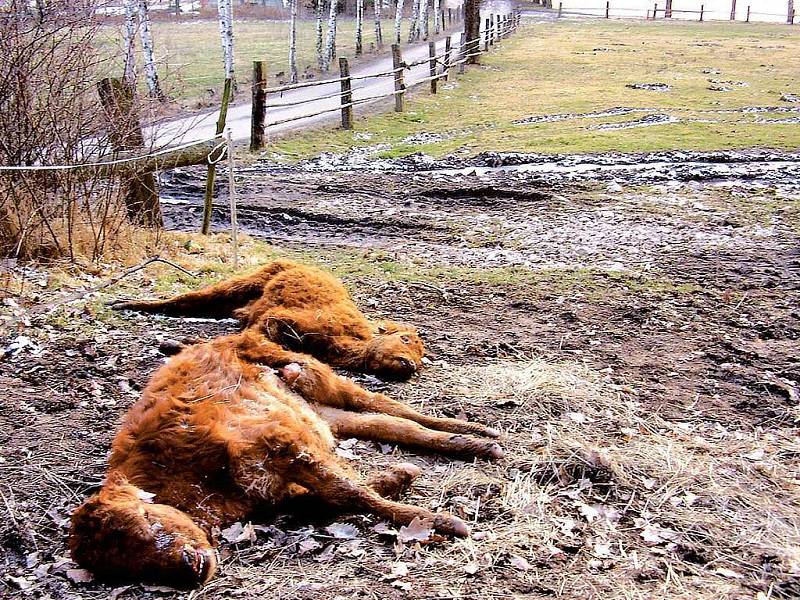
281, 361, 500, 439
318, 406, 503, 459
290, 456, 469, 537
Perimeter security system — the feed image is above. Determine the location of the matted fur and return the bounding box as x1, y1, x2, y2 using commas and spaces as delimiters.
69, 330, 501, 588
110, 259, 425, 380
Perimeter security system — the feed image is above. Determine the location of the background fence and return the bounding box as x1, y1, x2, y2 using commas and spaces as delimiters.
527, 0, 799, 22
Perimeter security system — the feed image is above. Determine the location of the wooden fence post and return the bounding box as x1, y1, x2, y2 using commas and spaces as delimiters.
730, 0, 736, 20
665, 0, 673, 17
339, 57, 353, 129
97, 77, 161, 227
201, 77, 233, 235
790, 0, 796, 24
484, 17, 490, 51
605, 1, 610, 18
489, 14, 495, 45
391, 44, 404, 112
699, 4, 704, 21
558, 2, 563, 18
746, 5, 750, 21
428, 41, 437, 94
250, 60, 267, 152
458, 32, 466, 74
444, 35, 451, 80
653, 3, 658, 18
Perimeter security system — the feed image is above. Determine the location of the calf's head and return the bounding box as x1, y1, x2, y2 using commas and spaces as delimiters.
367, 321, 426, 380
69, 472, 216, 588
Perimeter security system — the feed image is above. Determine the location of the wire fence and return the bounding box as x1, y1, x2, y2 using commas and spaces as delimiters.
551, 2, 798, 22
0, 14, 521, 178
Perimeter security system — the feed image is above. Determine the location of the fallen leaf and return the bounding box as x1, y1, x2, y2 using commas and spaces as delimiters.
640, 523, 679, 545
566, 412, 587, 423
743, 449, 765, 461
397, 517, 433, 544
110, 586, 132, 600
8, 575, 33, 591
579, 504, 600, 522
385, 561, 409, 579
463, 562, 480, 575
298, 538, 322, 555
66, 568, 94, 584
142, 584, 182, 593
221, 521, 256, 544
325, 522, 359, 539
592, 541, 613, 558
715, 567, 744, 579
391, 580, 412, 591
509, 555, 531, 571
372, 522, 398, 536
335, 447, 359, 460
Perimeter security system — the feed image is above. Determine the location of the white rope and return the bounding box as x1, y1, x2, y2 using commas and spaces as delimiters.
0, 135, 223, 173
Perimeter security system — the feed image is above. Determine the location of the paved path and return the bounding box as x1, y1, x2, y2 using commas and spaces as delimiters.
150, 36, 460, 147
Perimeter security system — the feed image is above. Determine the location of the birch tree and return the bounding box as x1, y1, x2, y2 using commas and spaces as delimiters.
373, 0, 383, 48
316, 0, 325, 70
394, 0, 404, 44
324, 0, 337, 69
217, 0, 235, 85
434, 0, 440, 34
288, 0, 298, 83
418, 0, 429, 40
355, 0, 364, 55
407, 0, 420, 41
122, 0, 137, 85
137, 0, 164, 100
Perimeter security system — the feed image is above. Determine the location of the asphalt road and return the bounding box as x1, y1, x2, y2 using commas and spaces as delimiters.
150, 35, 461, 148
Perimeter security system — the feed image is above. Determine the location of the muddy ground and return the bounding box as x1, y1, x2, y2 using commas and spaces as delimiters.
2, 149, 799, 599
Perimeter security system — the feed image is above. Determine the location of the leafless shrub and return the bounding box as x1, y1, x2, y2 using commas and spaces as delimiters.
0, 0, 143, 261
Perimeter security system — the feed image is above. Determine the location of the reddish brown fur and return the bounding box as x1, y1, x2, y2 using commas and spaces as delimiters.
70, 330, 501, 588
110, 259, 425, 380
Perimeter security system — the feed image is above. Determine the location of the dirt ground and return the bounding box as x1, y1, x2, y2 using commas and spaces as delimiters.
2, 150, 799, 599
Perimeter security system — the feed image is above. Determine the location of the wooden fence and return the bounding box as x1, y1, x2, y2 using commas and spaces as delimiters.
543, 1, 798, 23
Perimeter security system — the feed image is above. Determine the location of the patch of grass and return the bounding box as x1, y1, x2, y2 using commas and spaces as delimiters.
98, 17, 430, 106
65, 233, 698, 323
269, 19, 800, 158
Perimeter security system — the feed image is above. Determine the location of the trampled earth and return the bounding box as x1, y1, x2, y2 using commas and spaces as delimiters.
1, 149, 799, 599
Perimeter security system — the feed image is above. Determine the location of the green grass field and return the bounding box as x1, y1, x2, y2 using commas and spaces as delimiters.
266, 19, 800, 158
100, 17, 442, 106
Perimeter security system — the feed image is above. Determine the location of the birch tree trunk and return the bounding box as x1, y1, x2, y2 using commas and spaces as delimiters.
373, 0, 383, 48
407, 0, 420, 41
137, 0, 164, 100
355, 0, 364, 55
394, 0, 404, 44
123, 0, 138, 85
288, 0, 298, 83
434, 0, 440, 34
419, 0, 429, 40
324, 0, 337, 69
316, 0, 325, 70
464, 0, 480, 64
217, 0, 235, 86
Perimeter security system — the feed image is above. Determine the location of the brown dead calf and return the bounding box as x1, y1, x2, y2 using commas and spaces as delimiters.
109, 259, 426, 380
69, 330, 501, 587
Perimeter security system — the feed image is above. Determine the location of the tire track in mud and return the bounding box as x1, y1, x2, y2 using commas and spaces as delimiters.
160, 149, 800, 279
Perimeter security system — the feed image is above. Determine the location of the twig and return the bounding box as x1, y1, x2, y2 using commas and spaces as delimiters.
32, 256, 198, 316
